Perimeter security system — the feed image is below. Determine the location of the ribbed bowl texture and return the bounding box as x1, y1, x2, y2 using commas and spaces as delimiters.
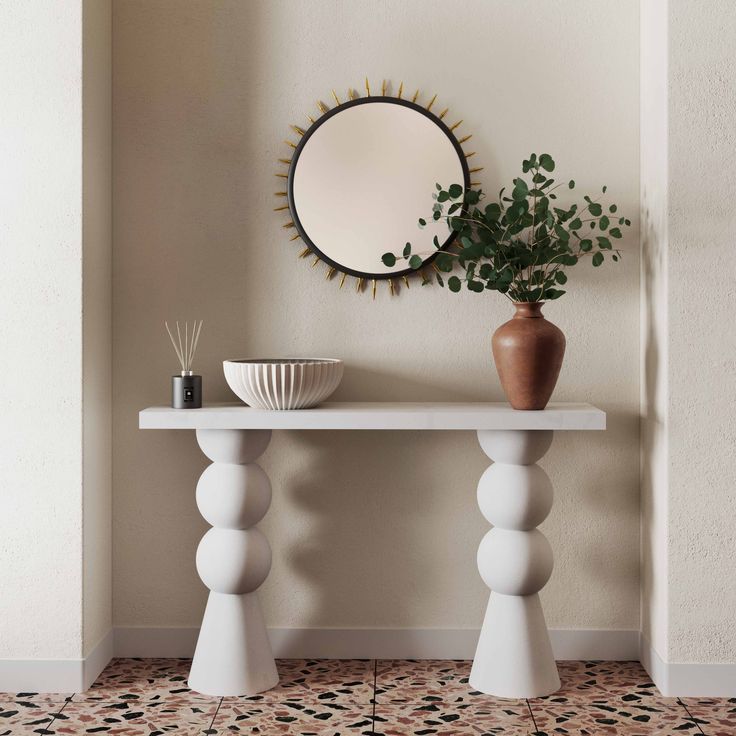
223, 359, 344, 410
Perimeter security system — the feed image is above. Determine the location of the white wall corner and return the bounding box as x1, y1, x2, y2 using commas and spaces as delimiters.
640, 632, 736, 698
0, 630, 113, 694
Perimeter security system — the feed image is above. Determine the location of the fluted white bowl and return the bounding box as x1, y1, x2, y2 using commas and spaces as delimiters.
223, 359, 343, 410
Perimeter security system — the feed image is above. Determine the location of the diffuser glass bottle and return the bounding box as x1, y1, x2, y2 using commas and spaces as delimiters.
166, 320, 203, 409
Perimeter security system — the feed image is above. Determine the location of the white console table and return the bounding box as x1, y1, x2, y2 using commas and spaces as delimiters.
139, 402, 605, 698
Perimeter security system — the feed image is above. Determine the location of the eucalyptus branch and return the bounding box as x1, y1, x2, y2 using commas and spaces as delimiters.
381, 153, 630, 300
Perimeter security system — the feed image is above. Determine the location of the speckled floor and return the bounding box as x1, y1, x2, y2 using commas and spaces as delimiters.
1, 658, 733, 735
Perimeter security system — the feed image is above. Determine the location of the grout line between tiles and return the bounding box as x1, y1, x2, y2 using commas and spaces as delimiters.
678, 697, 707, 736
371, 658, 377, 734
204, 696, 223, 735
43, 697, 71, 734
525, 697, 539, 734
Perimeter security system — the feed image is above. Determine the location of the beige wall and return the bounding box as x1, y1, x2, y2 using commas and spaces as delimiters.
112, 0, 640, 632
640, 0, 669, 662
0, 0, 112, 667
83, 0, 113, 657
667, 0, 736, 663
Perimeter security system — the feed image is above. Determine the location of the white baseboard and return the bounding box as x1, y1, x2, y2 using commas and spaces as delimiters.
9, 628, 734, 697
114, 626, 640, 661
0, 629, 113, 694
639, 633, 736, 697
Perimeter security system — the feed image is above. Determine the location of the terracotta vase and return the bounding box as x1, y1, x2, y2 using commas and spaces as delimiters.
491, 302, 565, 411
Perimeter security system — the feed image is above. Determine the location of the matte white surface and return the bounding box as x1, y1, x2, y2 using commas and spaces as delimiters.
190, 428, 277, 695
471, 429, 560, 697
292, 101, 462, 275
224, 359, 344, 409
0, 0, 111, 664
141, 402, 605, 431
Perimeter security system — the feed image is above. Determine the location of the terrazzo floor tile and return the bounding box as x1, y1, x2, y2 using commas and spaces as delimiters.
528, 703, 701, 735
372, 701, 534, 735
75, 658, 220, 703
374, 659, 525, 706
208, 701, 375, 734
680, 706, 736, 736
0, 701, 67, 735
0, 691, 73, 703
530, 661, 677, 707
52, 699, 217, 735
228, 659, 375, 704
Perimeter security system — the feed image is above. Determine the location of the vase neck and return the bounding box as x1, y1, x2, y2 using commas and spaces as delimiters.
513, 301, 545, 318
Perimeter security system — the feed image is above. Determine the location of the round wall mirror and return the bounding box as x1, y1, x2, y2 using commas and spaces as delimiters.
285, 94, 470, 283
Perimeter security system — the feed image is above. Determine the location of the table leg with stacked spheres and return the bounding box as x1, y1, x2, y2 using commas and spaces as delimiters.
470, 428, 559, 698
139, 402, 605, 698
189, 428, 278, 696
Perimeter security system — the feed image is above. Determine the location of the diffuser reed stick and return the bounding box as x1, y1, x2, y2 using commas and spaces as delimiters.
165, 320, 203, 374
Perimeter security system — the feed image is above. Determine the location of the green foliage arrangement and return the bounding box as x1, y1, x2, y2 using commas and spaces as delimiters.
381, 153, 630, 302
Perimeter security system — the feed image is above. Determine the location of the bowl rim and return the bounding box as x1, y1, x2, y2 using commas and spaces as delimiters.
223, 358, 343, 365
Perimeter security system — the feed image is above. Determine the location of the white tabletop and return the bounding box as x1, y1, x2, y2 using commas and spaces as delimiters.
139, 402, 605, 431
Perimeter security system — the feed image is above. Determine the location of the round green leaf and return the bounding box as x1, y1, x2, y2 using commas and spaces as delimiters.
381, 253, 396, 267
408, 255, 423, 269
448, 183, 464, 199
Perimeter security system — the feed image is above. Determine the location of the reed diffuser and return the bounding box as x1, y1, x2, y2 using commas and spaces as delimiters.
165, 320, 203, 409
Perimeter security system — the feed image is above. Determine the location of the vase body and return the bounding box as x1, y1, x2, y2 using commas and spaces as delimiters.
492, 302, 565, 411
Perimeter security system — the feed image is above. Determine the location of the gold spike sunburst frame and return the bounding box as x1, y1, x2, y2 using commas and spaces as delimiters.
275, 79, 481, 298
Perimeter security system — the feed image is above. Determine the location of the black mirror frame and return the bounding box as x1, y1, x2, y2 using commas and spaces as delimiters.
284, 95, 471, 284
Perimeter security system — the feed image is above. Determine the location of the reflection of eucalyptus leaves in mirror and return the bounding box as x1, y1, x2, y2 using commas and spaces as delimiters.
382, 153, 631, 302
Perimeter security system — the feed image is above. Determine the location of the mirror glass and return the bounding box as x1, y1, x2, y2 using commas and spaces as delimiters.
288, 99, 469, 279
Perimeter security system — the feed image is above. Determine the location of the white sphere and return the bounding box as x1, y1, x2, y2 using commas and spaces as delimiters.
477, 528, 553, 596
477, 463, 553, 530
196, 462, 271, 529
196, 429, 272, 464
196, 528, 271, 594
477, 430, 553, 465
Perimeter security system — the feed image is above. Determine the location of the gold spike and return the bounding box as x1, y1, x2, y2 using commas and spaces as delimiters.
311, 256, 321, 268
275, 173, 288, 178
339, 273, 347, 289
464, 151, 476, 159
389, 278, 395, 296
458, 134, 473, 144
273, 205, 289, 211
449, 119, 463, 132
426, 94, 437, 111
356, 277, 364, 292
365, 77, 371, 96
469, 167, 484, 173
412, 89, 419, 103
381, 79, 386, 96
372, 279, 377, 299
431, 262, 441, 273
290, 233, 301, 241
275, 191, 287, 197
291, 125, 305, 136
278, 158, 291, 164
332, 89, 341, 106
439, 107, 448, 119
282, 221, 295, 228
421, 270, 431, 285
317, 100, 329, 114
397, 81, 404, 99
326, 266, 336, 280
299, 247, 311, 258
402, 275, 410, 289
307, 114, 316, 123
284, 140, 297, 149
471, 181, 481, 186
349, 88, 357, 100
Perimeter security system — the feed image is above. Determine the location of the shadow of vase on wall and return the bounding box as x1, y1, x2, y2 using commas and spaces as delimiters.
492, 302, 566, 411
